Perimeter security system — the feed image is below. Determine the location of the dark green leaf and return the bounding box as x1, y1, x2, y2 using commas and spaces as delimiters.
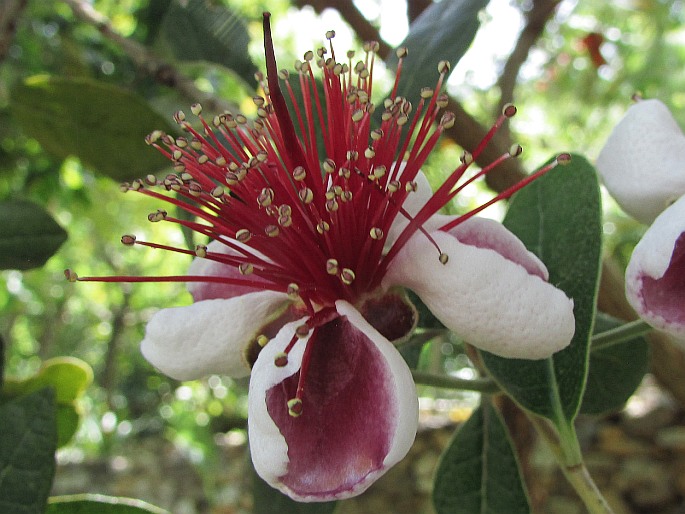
0, 199, 67, 270
161, 0, 257, 88
481, 155, 602, 424
252, 464, 337, 514
433, 401, 530, 514
0, 388, 57, 514
385, 0, 489, 107
1, 357, 93, 447
11, 76, 173, 180
47, 494, 168, 514
580, 313, 649, 415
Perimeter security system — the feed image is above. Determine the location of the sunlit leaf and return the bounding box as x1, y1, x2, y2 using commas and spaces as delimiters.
481, 155, 602, 427
0, 388, 57, 514
1, 357, 93, 447
433, 401, 530, 514
11, 76, 173, 180
581, 313, 649, 415
0, 199, 67, 270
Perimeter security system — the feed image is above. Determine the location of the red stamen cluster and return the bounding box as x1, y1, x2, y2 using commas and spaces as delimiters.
66, 13, 568, 320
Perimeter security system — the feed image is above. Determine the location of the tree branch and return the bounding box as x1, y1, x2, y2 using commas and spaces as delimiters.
496, 0, 561, 112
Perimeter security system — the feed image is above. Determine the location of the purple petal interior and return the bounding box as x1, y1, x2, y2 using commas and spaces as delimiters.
265, 315, 396, 498
640, 232, 685, 326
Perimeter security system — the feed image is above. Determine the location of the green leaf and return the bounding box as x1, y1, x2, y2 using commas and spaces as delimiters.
47, 494, 169, 514
0, 388, 57, 514
0, 199, 68, 270
433, 401, 530, 514
1, 357, 93, 447
11, 76, 173, 180
385, 0, 489, 107
161, 0, 257, 88
580, 314, 649, 415
481, 155, 602, 425
252, 465, 337, 514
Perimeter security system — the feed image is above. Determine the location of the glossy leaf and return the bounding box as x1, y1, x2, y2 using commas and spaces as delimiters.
433, 401, 530, 514
481, 155, 602, 424
385, 0, 489, 108
1, 357, 93, 447
581, 313, 649, 415
161, 0, 257, 88
11, 76, 173, 180
0, 388, 57, 514
0, 199, 67, 270
47, 494, 169, 514
252, 464, 337, 514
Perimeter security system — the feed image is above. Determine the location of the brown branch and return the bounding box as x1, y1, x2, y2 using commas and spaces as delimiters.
60, 0, 235, 114
0, 0, 28, 63
496, 0, 561, 113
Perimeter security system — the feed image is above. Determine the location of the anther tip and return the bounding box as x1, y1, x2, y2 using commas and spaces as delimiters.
64, 269, 78, 282
503, 103, 517, 118
287, 398, 303, 417
556, 153, 572, 165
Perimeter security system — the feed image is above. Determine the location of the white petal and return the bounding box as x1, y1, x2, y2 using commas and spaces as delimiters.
383, 230, 575, 359
446, 216, 548, 281
140, 290, 290, 380
626, 194, 685, 338
248, 303, 418, 501
596, 99, 685, 224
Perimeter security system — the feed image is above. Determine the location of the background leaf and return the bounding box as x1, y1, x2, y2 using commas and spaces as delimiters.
433, 401, 530, 514
47, 494, 169, 514
11, 76, 174, 180
161, 0, 258, 88
580, 313, 649, 415
1, 357, 93, 447
385, 0, 489, 107
0, 199, 68, 271
481, 155, 602, 425
0, 388, 57, 514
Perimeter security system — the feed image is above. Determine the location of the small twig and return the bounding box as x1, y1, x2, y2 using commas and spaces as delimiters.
495, 0, 561, 144
412, 370, 500, 393
60, 0, 235, 114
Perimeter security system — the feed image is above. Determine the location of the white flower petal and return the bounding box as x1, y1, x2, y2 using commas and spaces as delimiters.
446, 216, 548, 281
248, 302, 418, 501
626, 194, 685, 339
383, 230, 575, 359
140, 290, 290, 380
597, 99, 685, 224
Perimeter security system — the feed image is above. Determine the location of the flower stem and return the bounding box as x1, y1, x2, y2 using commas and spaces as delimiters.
528, 415, 615, 514
411, 370, 500, 393
591, 319, 652, 351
